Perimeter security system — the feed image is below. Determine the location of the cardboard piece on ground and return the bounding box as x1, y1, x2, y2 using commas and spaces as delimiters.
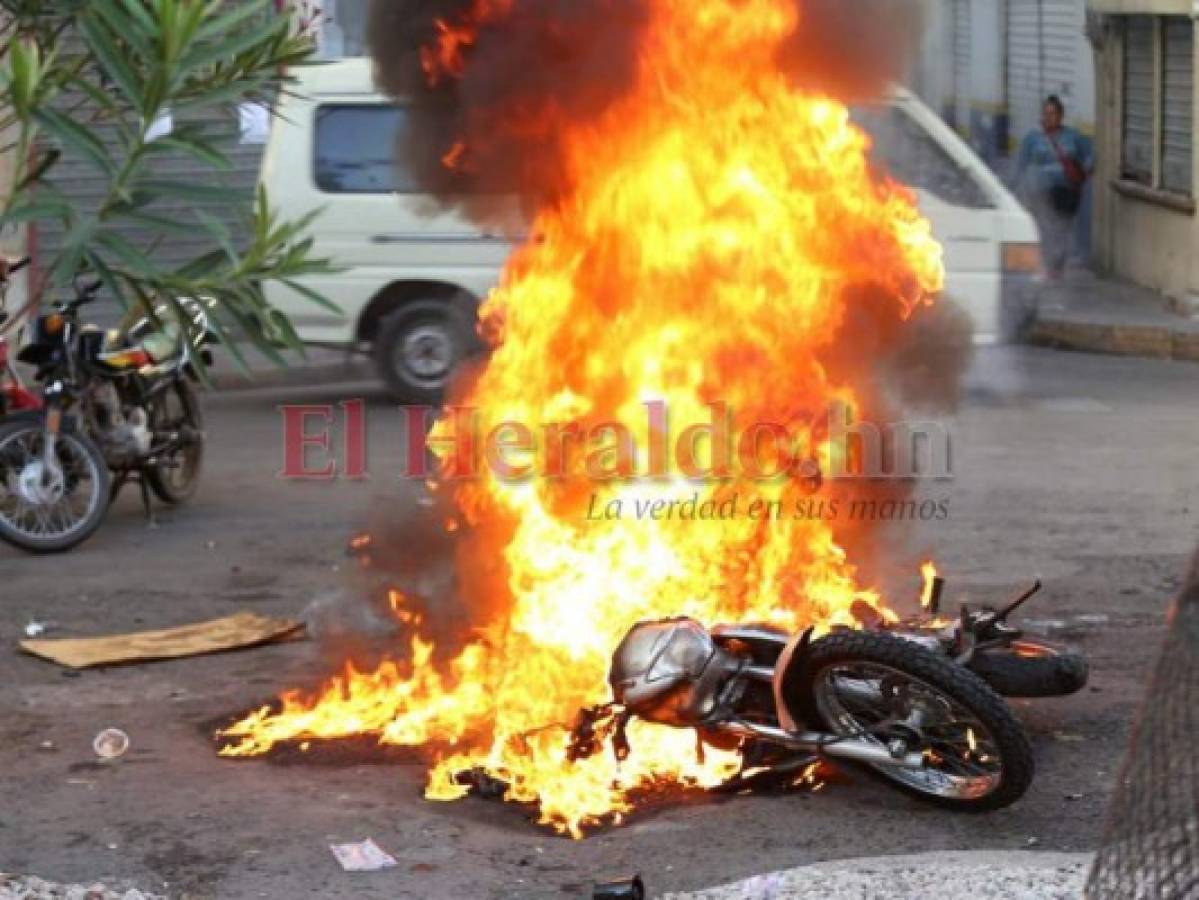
19, 611, 306, 669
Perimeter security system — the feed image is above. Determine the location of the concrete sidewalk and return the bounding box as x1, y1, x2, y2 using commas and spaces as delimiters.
661, 851, 1093, 899
1026, 270, 1199, 362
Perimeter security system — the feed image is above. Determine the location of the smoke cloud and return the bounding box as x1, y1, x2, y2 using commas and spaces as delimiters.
777, 0, 926, 101
368, 0, 926, 222
368, 0, 653, 225
359, 0, 962, 622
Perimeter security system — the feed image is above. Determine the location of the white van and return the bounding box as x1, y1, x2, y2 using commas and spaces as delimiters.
261, 59, 1039, 401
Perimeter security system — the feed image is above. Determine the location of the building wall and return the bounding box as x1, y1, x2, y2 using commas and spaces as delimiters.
1090, 4, 1198, 299
916, 0, 1097, 158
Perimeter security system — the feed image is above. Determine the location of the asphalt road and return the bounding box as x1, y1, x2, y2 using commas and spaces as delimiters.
1, 346, 1197, 899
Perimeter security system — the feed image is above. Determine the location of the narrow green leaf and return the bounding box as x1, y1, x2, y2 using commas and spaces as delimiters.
148, 132, 232, 170
193, 0, 271, 44
87, 0, 156, 59
76, 14, 143, 111
33, 108, 115, 174
8, 39, 33, 115
114, 207, 200, 236
0, 196, 72, 226
279, 277, 342, 315
194, 209, 239, 261
83, 249, 128, 311
116, 0, 160, 40
135, 178, 247, 204
173, 77, 267, 111
93, 229, 156, 273
173, 248, 229, 280
178, 15, 284, 76
48, 219, 98, 287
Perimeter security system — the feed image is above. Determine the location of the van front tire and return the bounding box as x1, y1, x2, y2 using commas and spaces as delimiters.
375, 301, 471, 405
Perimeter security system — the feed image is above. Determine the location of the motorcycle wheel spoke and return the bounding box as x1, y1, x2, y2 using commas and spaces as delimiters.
816, 661, 1004, 800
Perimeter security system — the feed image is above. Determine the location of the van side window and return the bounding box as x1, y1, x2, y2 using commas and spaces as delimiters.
851, 105, 994, 209
314, 104, 416, 193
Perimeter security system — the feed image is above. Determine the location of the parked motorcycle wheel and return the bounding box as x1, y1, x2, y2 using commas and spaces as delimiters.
146, 380, 203, 504
0, 418, 110, 553
795, 630, 1034, 811
967, 639, 1088, 698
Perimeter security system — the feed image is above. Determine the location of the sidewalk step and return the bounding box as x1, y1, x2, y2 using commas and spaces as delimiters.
1028, 317, 1199, 362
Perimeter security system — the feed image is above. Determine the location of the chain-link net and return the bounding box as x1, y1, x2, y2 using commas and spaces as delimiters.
1085, 554, 1199, 899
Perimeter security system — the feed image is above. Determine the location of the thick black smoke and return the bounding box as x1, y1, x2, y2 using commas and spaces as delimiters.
368, 0, 653, 225
778, 0, 926, 101
368, 0, 925, 224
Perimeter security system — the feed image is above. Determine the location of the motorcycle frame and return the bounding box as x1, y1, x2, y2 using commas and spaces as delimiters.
704, 625, 926, 770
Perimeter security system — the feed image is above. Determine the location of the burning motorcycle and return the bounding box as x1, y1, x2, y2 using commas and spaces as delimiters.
0, 266, 213, 553
603, 580, 1085, 810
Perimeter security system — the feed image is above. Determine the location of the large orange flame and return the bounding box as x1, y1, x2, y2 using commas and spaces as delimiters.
220, 0, 943, 837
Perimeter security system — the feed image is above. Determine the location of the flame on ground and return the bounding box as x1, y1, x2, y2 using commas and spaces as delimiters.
219, 0, 944, 837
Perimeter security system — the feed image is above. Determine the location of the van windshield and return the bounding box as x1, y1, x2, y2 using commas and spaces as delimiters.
850, 104, 995, 210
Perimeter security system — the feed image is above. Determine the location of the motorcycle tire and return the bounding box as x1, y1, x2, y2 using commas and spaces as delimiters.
0, 418, 110, 553
966, 639, 1088, 698
794, 630, 1034, 811
146, 379, 204, 504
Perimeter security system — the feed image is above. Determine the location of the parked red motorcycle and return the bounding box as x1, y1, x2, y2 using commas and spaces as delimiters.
0, 257, 42, 417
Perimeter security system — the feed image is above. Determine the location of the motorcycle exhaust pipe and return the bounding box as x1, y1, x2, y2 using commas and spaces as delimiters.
719, 721, 925, 769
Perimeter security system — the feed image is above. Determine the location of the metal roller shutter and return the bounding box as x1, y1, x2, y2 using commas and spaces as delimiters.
1007, 0, 1042, 149
33, 34, 265, 327
953, 0, 972, 130
1007, 1, 1094, 151
1122, 16, 1155, 184
1160, 17, 1194, 195
1042, 0, 1082, 111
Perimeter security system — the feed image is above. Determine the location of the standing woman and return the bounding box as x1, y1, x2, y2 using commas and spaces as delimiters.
1016, 95, 1095, 280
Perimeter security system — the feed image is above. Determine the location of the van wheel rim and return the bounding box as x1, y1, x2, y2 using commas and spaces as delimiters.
396, 324, 455, 386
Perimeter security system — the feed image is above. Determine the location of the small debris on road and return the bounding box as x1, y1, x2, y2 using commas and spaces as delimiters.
0, 873, 163, 900
328, 839, 397, 872
1064, 793, 1084, 801
93, 728, 130, 761
24, 621, 53, 638
594, 874, 646, 899
1052, 731, 1086, 743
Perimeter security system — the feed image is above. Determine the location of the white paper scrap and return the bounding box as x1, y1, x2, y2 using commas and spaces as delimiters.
329, 839, 398, 872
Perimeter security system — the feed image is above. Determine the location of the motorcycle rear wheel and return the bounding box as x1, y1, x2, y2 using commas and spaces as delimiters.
795, 630, 1033, 811
0, 419, 110, 553
146, 380, 203, 504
